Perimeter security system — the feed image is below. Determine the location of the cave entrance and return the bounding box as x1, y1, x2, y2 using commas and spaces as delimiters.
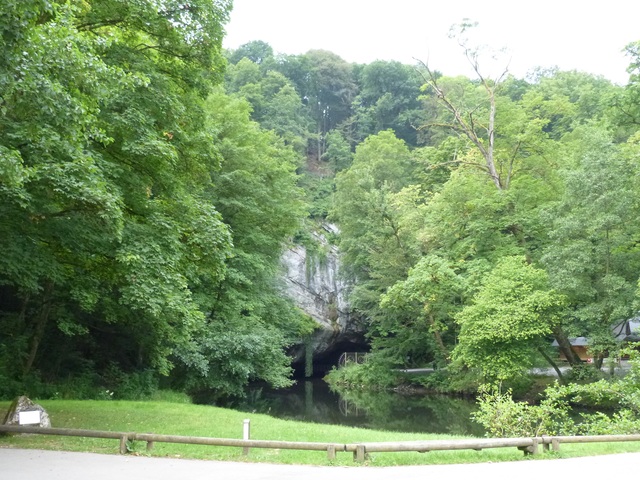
293, 340, 369, 378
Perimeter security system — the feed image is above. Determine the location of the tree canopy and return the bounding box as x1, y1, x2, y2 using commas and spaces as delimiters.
2, 9, 640, 399
0, 1, 309, 399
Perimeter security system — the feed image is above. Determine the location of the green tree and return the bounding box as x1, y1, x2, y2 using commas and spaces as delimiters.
332, 131, 421, 339
225, 57, 263, 94
227, 40, 274, 66
453, 256, 567, 381
0, 0, 235, 391
379, 255, 466, 366
171, 90, 310, 397
323, 130, 353, 172
353, 60, 424, 146
612, 41, 640, 137
225, 61, 311, 154
258, 73, 311, 154
522, 68, 618, 139
417, 29, 586, 366
541, 125, 640, 365
278, 50, 357, 161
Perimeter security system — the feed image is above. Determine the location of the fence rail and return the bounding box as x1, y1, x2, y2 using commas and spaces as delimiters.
3, 424, 640, 462
337, 352, 367, 368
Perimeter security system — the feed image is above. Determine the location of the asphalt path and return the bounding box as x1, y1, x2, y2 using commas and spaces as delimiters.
2, 448, 639, 480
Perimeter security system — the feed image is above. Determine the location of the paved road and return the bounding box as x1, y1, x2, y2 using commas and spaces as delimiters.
2, 448, 639, 480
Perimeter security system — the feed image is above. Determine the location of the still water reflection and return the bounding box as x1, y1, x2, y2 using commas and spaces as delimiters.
209, 379, 484, 437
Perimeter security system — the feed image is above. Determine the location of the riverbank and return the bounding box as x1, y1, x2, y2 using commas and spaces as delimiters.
209, 378, 484, 436
3, 399, 640, 466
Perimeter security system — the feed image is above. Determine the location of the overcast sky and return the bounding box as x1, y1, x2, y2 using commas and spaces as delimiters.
223, 1, 640, 85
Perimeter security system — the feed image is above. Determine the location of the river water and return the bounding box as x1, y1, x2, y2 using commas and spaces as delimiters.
210, 379, 484, 437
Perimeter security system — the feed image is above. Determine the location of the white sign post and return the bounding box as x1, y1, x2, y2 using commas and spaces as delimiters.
242, 419, 250, 455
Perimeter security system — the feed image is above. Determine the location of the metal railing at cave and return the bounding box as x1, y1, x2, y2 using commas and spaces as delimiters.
338, 352, 368, 368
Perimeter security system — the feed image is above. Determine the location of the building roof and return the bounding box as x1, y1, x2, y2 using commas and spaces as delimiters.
552, 316, 640, 348
612, 317, 640, 342
551, 336, 589, 347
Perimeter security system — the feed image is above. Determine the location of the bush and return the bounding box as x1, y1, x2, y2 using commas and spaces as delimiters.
0, 373, 56, 400
147, 390, 192, 404
325, 358, 399, 391
102, 365, 158, 400
472, 384, 573, 437
0, 355, 164, 401
52, 372, 102, 400
564, 363, 603, 383
417, 368, 481, 395
574, 410, 640, 435
474, 345, 640, 437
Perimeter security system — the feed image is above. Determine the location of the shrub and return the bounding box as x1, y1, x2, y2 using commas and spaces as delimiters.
417, 368, 481, 395
102, 365, 158, 400
325, 358, 398, 391
147, 390, 192, 404
472, 384, 573, 437
475, 345, 640, 437
574, 410, 640, 435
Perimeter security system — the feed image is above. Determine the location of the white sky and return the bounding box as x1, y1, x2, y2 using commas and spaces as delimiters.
223, 0, 640, 85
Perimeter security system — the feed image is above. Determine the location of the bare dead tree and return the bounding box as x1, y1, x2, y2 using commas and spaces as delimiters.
416, 21, 510, 190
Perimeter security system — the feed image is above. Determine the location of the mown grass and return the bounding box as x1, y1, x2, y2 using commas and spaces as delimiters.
2, 396, 640, 466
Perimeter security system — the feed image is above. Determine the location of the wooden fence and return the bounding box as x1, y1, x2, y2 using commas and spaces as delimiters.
2, 424, 640, 462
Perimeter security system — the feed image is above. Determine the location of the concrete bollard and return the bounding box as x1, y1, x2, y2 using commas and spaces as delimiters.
242, 419, 250, 455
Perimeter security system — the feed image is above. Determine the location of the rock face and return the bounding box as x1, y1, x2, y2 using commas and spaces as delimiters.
2, 395, 51, 428
282, 225, 366, 368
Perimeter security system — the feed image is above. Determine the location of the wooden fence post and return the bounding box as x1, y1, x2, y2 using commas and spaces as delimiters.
354, 444, 366, 462
119, 434, 128, 454
531, 437, 539, 455
327, 445, 336, 461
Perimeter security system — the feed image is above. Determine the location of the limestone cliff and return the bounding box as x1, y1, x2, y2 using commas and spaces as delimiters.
282, 225, 366, 366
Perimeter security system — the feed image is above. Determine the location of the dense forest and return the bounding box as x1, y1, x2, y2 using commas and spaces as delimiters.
2, 2, 640, 407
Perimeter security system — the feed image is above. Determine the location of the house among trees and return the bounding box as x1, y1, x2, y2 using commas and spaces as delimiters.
552, 337, 591, 362
612, 317, 640, 343
553, 317, 640, 362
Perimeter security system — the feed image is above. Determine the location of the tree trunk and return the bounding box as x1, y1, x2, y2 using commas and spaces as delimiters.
485, 90, 502, 189
427, 313, 450, 363
552, 326, 582, 366
594, 354, 604, 370
537, 347, 565, 384
23, 283, 54, 377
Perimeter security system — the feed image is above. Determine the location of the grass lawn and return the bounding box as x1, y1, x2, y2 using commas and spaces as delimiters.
2, 397, 640, 466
